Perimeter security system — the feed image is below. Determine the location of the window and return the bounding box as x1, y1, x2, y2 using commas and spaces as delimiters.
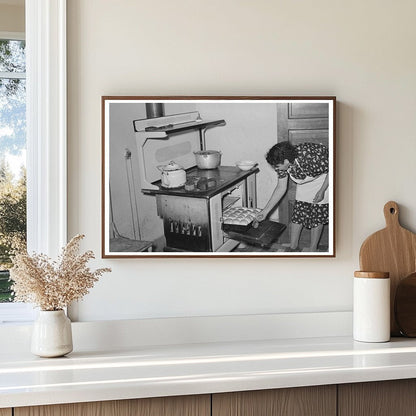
0, 34, 27, 308
0, 0, 67, 323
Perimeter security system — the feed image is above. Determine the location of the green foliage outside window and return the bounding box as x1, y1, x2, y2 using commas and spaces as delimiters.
0, 38, 27, 302
0, 163, 26, 302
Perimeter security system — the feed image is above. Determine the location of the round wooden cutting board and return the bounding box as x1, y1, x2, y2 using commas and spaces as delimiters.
359, 201, 416, 336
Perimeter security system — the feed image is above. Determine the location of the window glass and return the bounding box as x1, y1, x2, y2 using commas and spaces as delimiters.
0, 39, 26, 72
0, 39, 26, 303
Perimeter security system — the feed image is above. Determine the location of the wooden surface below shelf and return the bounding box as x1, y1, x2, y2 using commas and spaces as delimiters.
14, 395, 210, 416
339, 379, 416, 416
212, 386, 336, 416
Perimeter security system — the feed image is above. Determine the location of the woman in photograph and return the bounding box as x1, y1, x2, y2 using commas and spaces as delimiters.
256, 141, 329, 252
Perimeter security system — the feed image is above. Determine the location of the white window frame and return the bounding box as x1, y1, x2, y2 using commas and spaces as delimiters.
0, 0, 67, 323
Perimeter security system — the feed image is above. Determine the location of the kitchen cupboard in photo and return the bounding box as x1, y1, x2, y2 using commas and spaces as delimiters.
0, 410, 12, 416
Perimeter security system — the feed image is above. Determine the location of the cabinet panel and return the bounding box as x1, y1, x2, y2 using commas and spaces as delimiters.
289, 103, 329, 119
212, 386, 336, 416
15, 394, 210, 416
0, 409, 12, 416
338, 380, 416, 416
288, 130, 329, 147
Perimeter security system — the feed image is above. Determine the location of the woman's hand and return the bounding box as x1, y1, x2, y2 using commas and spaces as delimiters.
313, 174, 329, 204
313, 189, 325, 204
256, 176, 289, 221
255, 210, 268, 222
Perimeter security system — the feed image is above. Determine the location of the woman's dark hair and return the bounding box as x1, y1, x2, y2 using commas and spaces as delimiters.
266, 142, 298, 167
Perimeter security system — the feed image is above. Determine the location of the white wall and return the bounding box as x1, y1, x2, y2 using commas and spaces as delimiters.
67, 0, 416, 321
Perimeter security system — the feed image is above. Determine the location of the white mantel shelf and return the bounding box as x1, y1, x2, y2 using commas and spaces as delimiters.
3, 334, 416, 409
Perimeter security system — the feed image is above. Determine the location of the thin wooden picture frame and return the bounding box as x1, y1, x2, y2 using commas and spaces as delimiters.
102, 96, 336, 258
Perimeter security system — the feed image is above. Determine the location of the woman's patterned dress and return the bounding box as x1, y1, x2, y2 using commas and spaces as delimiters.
277, 143, 329, 229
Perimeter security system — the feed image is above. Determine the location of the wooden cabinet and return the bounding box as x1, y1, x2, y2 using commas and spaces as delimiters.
212, 385, 336, 416
338, 380, 416, 416
14, 395, 210, 416
10, 379, 416, 416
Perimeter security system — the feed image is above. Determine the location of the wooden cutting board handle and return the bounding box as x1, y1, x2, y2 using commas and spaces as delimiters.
359, 201, 416, 336
383, 201, 400, 229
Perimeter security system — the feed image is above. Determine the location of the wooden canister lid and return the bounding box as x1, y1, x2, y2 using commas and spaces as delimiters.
354, 271, 389, 279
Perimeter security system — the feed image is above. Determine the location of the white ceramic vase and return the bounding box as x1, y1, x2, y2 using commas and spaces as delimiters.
31, 310, 73, 357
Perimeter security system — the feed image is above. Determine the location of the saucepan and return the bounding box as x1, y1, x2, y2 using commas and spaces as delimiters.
194, 150, 222, 169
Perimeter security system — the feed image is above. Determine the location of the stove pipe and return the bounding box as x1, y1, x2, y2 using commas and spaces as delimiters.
145, 103, 165, 119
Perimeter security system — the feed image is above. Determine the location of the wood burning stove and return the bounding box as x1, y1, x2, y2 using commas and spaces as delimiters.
134, 111, 259, 252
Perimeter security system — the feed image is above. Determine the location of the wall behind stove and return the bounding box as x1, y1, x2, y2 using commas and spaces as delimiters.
109, 102, 199, 244
67, 0, 416, 322
197, 103, 279, 217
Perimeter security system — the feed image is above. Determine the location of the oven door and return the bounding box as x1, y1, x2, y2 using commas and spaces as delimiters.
158, 195, 212, 252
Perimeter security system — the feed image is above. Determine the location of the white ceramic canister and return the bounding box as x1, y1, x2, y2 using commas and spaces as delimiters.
353, 271, 390, 343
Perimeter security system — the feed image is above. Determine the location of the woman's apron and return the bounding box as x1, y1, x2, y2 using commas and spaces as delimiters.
288, 160, 328, 204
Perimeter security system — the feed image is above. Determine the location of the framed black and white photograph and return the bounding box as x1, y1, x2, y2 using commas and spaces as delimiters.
102, 96, 336, 258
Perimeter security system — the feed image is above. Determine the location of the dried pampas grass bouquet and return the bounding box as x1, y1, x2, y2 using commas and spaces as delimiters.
10, 234, 111, 311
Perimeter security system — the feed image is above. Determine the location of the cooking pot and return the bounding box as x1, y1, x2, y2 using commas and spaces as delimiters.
157, 161, 186, 188
194, 150, 222, 169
